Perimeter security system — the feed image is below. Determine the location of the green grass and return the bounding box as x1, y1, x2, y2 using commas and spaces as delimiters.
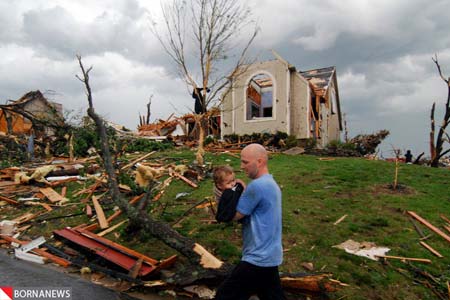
2, 149, 450, 299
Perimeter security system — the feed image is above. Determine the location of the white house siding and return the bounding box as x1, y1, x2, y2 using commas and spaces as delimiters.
222, 60, 289, 136
290, 72, 310, 138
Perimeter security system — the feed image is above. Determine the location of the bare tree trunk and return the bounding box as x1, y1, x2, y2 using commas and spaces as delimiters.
146, 95, 152, 125
430, 55, 450, 167
430, 102, 436, 163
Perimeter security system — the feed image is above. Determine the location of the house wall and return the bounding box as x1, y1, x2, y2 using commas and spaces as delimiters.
325, 81, 341, 142
221, 60, 289, 137
0, 111, 32, 134
290, 72, 310, 138
0, 98, 63, 135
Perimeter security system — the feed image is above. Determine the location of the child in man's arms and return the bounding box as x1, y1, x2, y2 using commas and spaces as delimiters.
212, 165, 245, 223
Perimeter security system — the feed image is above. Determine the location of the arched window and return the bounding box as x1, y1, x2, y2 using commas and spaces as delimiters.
246, 73, 274, 120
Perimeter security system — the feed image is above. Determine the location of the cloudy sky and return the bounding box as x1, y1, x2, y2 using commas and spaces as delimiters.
1, 0, 449, 157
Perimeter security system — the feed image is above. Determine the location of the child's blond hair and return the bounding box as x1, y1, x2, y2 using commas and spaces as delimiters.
213, 165, 234, 186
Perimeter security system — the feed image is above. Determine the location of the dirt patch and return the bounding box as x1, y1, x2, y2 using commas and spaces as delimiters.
370, 184, 417, 196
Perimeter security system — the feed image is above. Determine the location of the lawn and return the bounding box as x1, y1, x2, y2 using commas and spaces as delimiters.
3, 149, 450, 299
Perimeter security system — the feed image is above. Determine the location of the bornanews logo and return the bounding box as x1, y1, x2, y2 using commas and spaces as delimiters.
0, 287, 13, 300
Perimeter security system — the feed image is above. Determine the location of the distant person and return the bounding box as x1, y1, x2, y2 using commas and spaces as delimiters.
192, 87, 210, 114
215, 143, 286, 300
405, 150, 413, 164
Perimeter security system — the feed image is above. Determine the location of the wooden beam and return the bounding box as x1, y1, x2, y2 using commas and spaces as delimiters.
121, 151, 156, 171
376, 255, 431, 263
98, 220, 128, 237
0, 195, 19, 205
173, 172, 198, 188
333, 214, 347, 225
92, 196, 109, 229
419, 241, 443, 258
407, 211, 450, 244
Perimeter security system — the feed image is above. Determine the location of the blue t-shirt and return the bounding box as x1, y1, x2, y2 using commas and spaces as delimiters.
236, 174, 283, 267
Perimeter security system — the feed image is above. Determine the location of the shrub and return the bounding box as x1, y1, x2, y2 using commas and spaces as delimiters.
121, 138, 174, 153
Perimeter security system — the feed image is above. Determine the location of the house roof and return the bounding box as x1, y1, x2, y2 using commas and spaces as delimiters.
299, 66, 336, 94
7, 90, 47, 106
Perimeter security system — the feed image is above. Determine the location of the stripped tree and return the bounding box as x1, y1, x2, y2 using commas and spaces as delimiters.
430, 55, 450, 167
151, 0, 258, 164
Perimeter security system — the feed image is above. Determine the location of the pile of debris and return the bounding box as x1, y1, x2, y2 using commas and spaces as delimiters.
0, 150, 346, 298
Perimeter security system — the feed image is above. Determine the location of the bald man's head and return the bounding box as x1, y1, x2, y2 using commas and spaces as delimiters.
242, 143, 268, 162
240, 143, 269, 179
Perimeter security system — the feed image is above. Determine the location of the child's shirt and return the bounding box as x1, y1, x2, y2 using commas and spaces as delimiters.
215, 182, 244, 223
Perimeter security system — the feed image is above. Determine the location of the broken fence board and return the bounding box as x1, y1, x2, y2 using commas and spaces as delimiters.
407, 211, 450, 244
92, 196, 109, 229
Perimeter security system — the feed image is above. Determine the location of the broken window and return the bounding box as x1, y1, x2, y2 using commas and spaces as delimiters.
246, 74, 273, 120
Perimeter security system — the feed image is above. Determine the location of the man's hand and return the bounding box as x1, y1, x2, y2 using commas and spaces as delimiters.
235, 179, 246, 189
233, 211, 246, 221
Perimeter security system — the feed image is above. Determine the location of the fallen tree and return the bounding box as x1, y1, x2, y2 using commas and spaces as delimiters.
75, 55, 233, 284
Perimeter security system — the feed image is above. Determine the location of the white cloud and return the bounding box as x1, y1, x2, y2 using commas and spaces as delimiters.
1, 0, 450, 156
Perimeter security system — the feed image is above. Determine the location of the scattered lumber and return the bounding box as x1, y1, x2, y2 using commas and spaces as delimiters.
407, 211, 450, 244
0, 234, 71, 267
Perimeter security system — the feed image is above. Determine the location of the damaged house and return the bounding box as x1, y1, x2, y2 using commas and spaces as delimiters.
220, 54, 343, 147
0, 90, 64, 136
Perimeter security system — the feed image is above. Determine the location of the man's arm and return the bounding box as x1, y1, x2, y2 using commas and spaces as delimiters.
233, 211, 246, 221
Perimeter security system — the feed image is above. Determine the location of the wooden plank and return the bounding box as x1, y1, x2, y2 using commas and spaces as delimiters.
86, 204, 93, 217
80, 194, 144, 232
76, 228, 159, 265
98, 220, 128, 237
333, 214, 347, 225
121, 151, 156, 171
39, 187, 68, 203
419, 241, 443, 258
407, 211, 450, 244
444, 225, 450, 234
92, 196, 109, 229
41, 203, 53, 212
60, 186, 67, 197
173, 172, 198, 188
0, 195, 19, 205
375, 255, 432, 263
193, 243, 223, 269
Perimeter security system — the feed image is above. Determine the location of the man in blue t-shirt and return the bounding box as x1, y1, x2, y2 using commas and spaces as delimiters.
215, 143, 285, 300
